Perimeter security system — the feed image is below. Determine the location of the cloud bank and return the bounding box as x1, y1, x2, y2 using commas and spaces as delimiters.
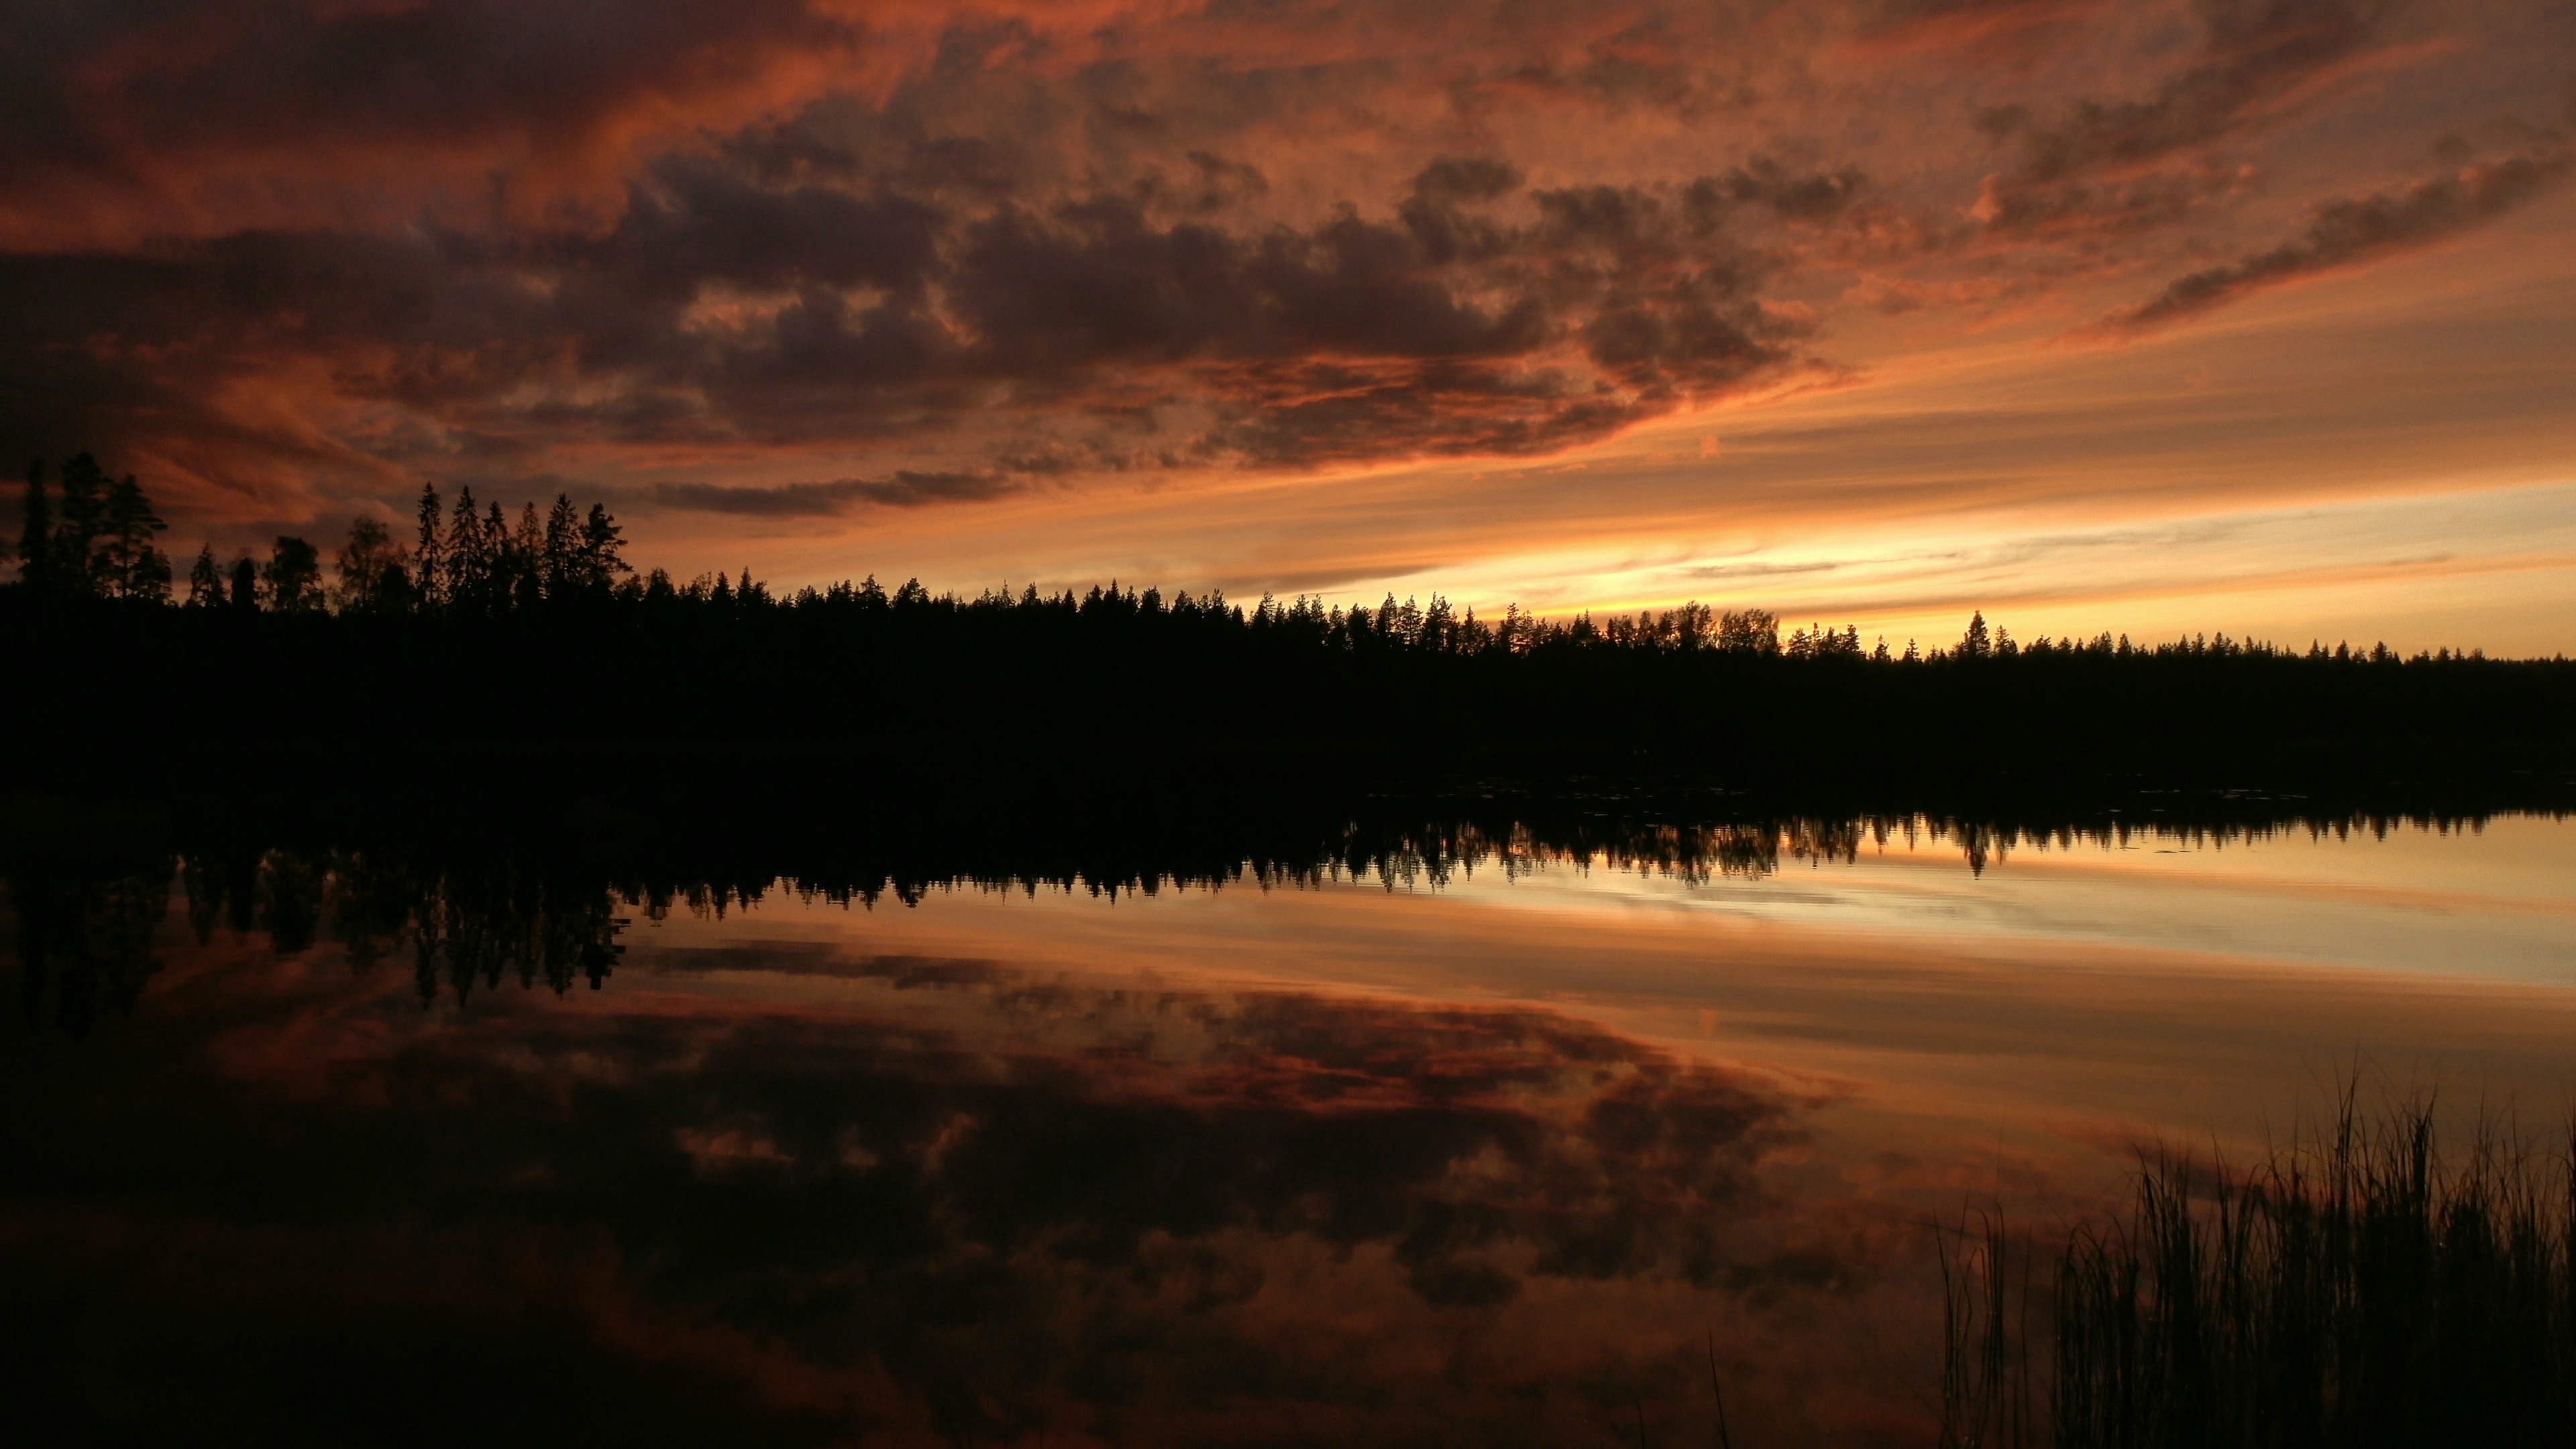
0, 0, 2567, 542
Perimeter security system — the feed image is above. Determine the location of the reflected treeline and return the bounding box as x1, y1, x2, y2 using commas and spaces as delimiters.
7, 798, 2551, 1032
11, 866, 170, 1040
182, 847, 630, 1008
8, 843, 628, 1032
9, 456, 2575, 794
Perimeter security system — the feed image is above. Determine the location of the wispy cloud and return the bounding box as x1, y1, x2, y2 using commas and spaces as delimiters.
2082, 144, 2575, 337
647, 472, 1016, 517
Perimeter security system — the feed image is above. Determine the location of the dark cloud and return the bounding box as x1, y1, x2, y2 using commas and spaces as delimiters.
594, 158, 947, 300
0, 141, 1821, 497
0, 0, 2540, 540
1970, 167, 2245, 239
1972, 0, 2387, 237
0, 0, 863, 200
2088, 144, 2574, 335
1986, 0, 2385, 183
1701, 156, 1872, 221
1411, 156, 1527, 204
1166, 150, 1274, 215
648, 472, 1014, 517
1854, 0, 2104, 61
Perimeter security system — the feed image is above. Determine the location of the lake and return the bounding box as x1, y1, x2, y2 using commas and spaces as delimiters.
7, 808, 2573, 1446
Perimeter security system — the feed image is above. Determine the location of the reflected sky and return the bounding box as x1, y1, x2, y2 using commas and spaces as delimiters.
623, 812, 2576, 1139
7, 812, 2576, 1445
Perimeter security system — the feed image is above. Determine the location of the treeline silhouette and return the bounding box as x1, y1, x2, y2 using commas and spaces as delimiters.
8, 456, 2575, 798
9, 791, 2553, 1034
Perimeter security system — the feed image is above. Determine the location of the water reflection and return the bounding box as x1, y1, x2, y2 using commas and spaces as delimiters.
5, 801, 2575, 1446
15, 802, 2551, 1035
3, 922, 1898, 1445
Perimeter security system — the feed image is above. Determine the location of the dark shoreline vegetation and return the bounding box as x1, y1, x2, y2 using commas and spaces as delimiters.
1943, 1094, 2576, 1449
8, 458, 2575, 799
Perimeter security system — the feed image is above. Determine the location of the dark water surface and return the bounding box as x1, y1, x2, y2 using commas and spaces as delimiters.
7, 811, 2575, 1447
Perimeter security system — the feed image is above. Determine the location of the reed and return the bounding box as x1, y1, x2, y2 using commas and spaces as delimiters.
1952, 1092, 2576, 1447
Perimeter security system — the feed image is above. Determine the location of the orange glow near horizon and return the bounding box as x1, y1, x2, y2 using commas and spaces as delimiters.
4, 0, 2571, 652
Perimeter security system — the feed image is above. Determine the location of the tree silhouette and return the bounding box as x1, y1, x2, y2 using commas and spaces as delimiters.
1960, 611, 1992, 660
15, 459, 48, 588
185, 545, 224, 607
260, 537, 324, 613
443, 486, 486, 609
97, 472, 170, 602
580, 504, 627, 593
228, 556, 258, 612
511, 501, 543, 610
331, 517, 411, 613
542, 494, 580, 595
412, 483, 447, 610
52, 453, 108, 597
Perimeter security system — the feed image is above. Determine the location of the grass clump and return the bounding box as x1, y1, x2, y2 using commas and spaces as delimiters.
2049, 1093, 2576, 1448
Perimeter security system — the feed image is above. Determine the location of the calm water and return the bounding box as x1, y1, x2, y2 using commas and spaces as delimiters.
7, 813, 2575, 1446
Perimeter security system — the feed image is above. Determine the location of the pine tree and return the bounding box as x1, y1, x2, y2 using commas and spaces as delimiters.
513, 502, 543, 608
484, 500, 512, 609
542, 494, 579, 596
97, 472, 168, 600
1961, 611, 1992, 659
580, 504, 627, 591
17, 459, 50, 588
412, 484, 446, 610
54, 452, 108, 596
444, 487, 484, 608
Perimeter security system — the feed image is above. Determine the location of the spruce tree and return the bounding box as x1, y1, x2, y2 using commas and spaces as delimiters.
513, 502, 543, 608
16, 459, 49, 588
444, 487, 484, 608
98, 472, 168, 600
412, 484, 445, 610
484, 500, 511, 608
543, 494, 579, 596
580, 504, 627, 591
1962, 611, 1991, 659
54, 452, 108, 596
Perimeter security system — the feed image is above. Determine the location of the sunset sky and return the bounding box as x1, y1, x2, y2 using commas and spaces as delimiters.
5, 0, 2572, 651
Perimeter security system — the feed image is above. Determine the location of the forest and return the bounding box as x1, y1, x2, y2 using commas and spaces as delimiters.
7, 453, 2575, 802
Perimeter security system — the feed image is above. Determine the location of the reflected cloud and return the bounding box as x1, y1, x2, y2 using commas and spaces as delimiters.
1, 910, 1900, 1446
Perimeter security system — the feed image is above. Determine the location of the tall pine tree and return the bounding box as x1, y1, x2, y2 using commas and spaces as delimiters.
444, 487, 485, 609
580, 504, 627, 592
98, 472, 169, 601
413, 484, 446, 610
16, 459, 49, 588
53, 453, 108, 596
